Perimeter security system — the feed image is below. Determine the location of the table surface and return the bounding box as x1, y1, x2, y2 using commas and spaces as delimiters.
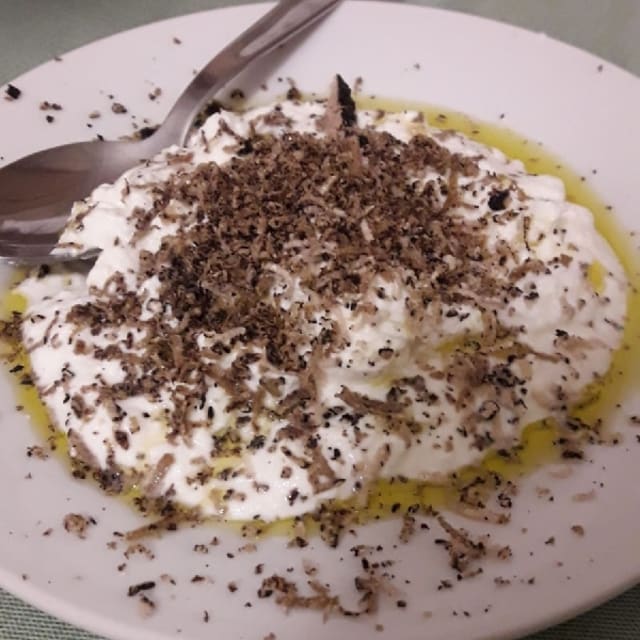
1, 1, 639, 639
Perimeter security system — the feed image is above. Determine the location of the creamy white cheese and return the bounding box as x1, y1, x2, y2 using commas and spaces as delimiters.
17, 96, 627, 522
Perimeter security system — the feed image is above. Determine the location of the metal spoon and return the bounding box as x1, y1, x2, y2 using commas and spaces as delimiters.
0, 0, 341, 265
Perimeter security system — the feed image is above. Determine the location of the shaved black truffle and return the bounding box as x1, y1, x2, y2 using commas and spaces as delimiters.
335, 74, 357, 127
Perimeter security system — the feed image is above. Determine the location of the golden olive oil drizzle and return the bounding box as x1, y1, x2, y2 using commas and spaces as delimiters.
0, 275, 68, 454
2, 100, 639, 538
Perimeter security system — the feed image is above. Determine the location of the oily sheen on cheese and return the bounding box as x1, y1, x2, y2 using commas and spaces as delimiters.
17, 79, 627, 522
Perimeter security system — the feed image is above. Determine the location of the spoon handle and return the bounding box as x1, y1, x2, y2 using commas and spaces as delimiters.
158, 0, 341, 146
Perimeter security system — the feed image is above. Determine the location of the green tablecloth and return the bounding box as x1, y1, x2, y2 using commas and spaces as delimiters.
1, 1, 639, 638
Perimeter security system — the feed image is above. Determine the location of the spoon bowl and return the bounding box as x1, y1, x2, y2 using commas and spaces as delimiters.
0, 139, 154, 262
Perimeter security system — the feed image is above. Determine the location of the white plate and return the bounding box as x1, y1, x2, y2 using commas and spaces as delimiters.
1, 3, 639, 640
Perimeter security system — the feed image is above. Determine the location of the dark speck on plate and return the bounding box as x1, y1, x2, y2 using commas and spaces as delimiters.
5, 84, 21, 100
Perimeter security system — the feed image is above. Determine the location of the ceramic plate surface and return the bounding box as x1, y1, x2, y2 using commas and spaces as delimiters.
1, 3, 639, 639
